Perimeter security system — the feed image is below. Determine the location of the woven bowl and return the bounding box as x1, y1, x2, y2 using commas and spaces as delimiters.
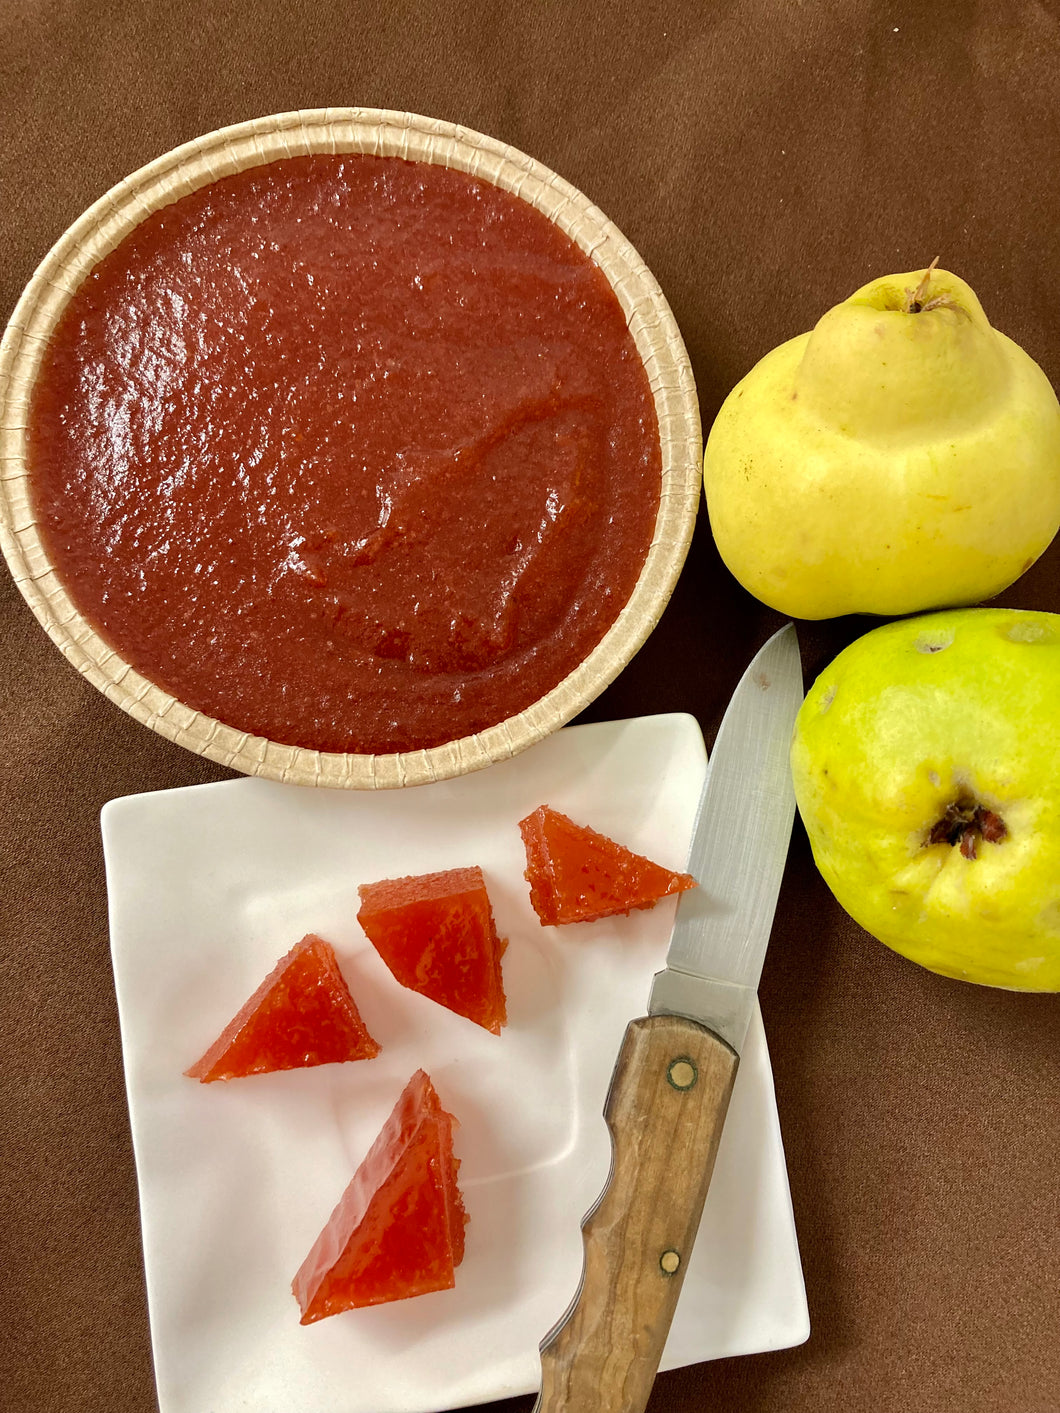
0, 108, 701, 788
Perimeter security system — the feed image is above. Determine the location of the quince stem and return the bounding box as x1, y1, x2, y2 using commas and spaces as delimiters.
905, 257, 940, 312
902, 256, 964, 316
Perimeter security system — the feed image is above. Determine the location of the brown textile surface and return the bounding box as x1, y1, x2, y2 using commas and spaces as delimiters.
3, 3, 1060, 1412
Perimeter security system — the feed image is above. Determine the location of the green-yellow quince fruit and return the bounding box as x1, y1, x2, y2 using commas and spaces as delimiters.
790, 607, 1060, 989
703, 265, 1060, 619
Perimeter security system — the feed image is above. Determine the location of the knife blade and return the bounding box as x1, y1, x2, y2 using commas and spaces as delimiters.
534, 622, 803, 1413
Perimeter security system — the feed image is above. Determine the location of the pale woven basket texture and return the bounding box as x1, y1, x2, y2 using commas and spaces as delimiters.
0, 108, 701, 788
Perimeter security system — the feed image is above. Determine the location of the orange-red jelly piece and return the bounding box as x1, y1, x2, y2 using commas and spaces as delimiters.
357, 866, 507, 1035
184, 933, 380, 1082
518, 805, 696, 926
292, 1069, 467, 1321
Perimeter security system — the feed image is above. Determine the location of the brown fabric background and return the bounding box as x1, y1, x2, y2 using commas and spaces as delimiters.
3, 3, 1060, 1411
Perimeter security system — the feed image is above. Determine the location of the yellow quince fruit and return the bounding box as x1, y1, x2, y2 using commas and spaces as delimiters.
703, 265, 1060, 618
790, 608, 1060, 989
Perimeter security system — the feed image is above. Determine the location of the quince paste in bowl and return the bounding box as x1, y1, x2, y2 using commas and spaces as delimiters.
0, 110, 700, 787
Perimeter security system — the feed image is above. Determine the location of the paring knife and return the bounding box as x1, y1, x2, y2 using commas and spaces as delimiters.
534, 622, 804, 1413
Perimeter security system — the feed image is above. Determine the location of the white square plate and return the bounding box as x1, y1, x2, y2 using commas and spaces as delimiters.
102, 713, 808, 1413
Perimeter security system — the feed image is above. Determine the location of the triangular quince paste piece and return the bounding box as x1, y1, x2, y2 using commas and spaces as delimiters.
518, 805, 696, 925
356, 866, 507, 1034
184, 933, 380, 1082
292, 1069, 467, 1321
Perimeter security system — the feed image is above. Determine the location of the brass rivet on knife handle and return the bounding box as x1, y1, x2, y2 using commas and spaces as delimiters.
667, 1057, 697, 1090
536, 1013, 739, 1413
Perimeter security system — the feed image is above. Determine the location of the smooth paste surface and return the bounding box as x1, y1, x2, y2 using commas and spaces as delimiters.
29, 155, 662, 753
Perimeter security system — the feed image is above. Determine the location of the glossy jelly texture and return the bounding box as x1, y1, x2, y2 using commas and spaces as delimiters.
184, 933, 380, 1082
28, 154, 662, 754
519, 805, 696, 925
292, 1069, 467, 1320
357, 865, 507, 1034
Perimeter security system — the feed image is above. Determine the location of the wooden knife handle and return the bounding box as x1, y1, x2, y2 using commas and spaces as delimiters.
536, 1013, 739, 1413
